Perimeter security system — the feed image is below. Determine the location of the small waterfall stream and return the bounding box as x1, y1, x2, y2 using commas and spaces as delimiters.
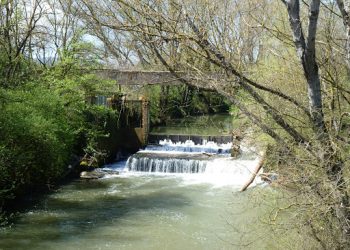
119, 139, 263, 187
127, 155, 208, 173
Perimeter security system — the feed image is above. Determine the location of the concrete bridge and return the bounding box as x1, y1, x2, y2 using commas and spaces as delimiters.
94, 69, 227, 91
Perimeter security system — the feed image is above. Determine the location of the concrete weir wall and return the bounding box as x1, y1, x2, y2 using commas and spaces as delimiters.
110, 98, 150, 153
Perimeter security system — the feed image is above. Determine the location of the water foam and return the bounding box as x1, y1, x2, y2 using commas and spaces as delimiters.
179, 156, 263, 187
144, 139, 232, 154
127, 156, 207, 173
104, 140, 263, 188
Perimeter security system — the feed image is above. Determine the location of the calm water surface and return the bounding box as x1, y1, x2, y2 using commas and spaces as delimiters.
151, 114, 234, 135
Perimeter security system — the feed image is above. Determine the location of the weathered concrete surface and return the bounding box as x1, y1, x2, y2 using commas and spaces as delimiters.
102, 98, 150, 153
94, 70, 226, 90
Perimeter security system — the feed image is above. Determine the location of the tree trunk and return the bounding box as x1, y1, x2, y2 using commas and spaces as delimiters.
284, 1, 350, 243
284, 0, 327, 138
336, 0, 350, 72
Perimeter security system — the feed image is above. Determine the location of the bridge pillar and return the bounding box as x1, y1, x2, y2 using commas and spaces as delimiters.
141, 98, 150, 145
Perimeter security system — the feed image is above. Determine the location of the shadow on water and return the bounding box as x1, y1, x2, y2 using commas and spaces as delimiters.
0, 178, 192, 250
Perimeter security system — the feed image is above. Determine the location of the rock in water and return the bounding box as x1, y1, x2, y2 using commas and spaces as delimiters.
80, 171, 105, 179
80, 169, 119, 179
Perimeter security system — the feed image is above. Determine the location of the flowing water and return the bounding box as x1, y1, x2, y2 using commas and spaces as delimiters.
150, 114, 234, 135
0, 116, 309, 249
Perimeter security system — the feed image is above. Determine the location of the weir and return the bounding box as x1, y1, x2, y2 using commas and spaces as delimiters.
122, 138, 261, 180
127, 152, 209, 173
125, 140, 230, 173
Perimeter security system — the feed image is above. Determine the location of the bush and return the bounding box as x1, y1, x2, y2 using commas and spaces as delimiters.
0, 85, 78, 204
0, 78, 121, 209
80, 105, 120, 167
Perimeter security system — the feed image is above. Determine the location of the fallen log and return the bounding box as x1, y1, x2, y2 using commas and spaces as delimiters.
259, 172, 278, 183
240, 152, 265, 192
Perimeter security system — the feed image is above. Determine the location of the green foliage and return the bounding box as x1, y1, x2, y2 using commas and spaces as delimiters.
0, 81, 120, 210
143, 85, 229, 125
80, 105, 119, 167
0, 41, 119, 216
0, 86, 76, 201
0, 50, 35, 88
0, 1, 123, 226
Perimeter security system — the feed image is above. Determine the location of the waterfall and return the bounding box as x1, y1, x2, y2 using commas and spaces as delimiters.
104, 139, 263, 187
125, 140, 254, 175
126, 156, 207, 173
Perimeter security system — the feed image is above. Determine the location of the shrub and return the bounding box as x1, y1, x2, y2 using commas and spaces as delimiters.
0, 86, 78, 203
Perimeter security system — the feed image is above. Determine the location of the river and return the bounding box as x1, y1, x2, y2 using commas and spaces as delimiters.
0, 115, 310, 250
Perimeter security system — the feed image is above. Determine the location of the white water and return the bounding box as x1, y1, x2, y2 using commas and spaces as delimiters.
127, 156, 208, 173
105, 140, 264, 188
144, 139, 232, 154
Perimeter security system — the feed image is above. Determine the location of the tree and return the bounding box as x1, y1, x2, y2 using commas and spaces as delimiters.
69, 0, 350, 247
0, 0, 45, 86
336, 0, 350, 72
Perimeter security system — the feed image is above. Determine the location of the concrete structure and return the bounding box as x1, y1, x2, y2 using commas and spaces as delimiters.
109, 97, 150, 151
94, 69, 226, 91
90, 70, 237, 149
